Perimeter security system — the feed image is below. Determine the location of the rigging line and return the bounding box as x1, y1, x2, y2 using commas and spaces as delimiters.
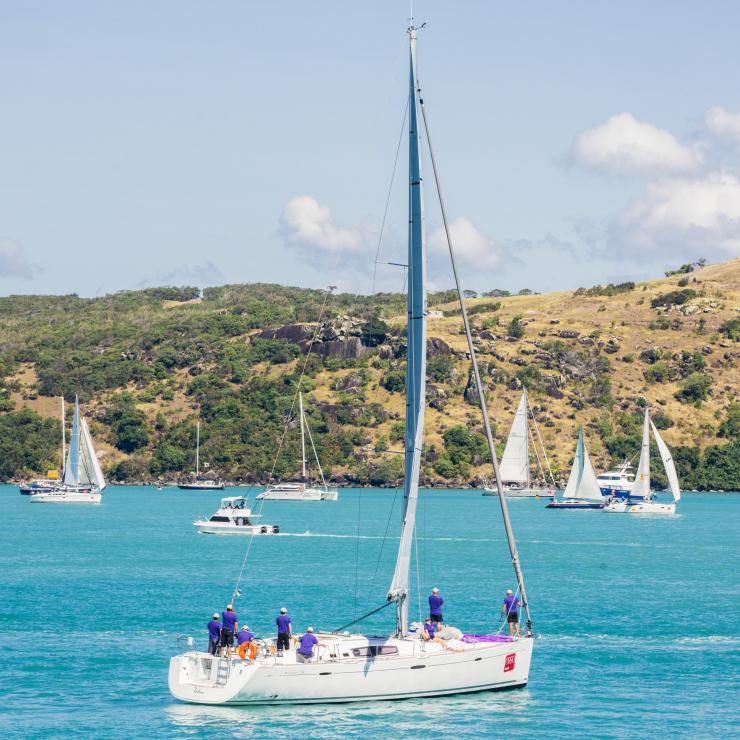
529, 402, 556, 487
413, 518, 422, 625
419, 93, 535, 636
528, 419, 548, 486
354, 484, 361, 618
372, 99, 410, 296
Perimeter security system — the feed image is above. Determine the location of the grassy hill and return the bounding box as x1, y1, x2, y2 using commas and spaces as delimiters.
1, 260, 738, 489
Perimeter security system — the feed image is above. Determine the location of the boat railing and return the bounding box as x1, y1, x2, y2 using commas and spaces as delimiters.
176, 633, 199, 653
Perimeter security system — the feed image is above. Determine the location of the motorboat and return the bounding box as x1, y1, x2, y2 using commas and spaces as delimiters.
604, 410, 681, 515
546, 427, 605, 509
19, 477, 61, 495
178, 421, 224, 490
169, 24, 534, 705
597, 460, 636, 499
194, 496, 279, 535
30, 396, 105, 504
257, 392, 338, 501
483, 391, 555, 498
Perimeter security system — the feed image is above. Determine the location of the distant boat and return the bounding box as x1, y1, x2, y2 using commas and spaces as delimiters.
178, 421, 224, 490
194, 496, 279, 535
30, 396, 106, 504
604, 410, 681, 515
19, 397, 66, 495
483, 391, 555, 497
546, 427, 605, 509
597, 460, 636, 499
257, 392, 338, 501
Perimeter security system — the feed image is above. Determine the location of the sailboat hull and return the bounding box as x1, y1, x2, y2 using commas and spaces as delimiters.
545, 500, 604, 509
29, 489, 101, 504
482, 486, 553, 498
604, 500, 676, 514
169, 635, 533, 705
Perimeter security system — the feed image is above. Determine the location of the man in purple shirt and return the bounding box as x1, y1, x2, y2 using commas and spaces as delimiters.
422, 617, 437, 641
501, 589, 522, 637
220, 604, 238, 654
237, 625, 255, 661
429, 587, 444, 623
207, 613, 221, 655
276, 607, 292, 656
296, 627, 318, 663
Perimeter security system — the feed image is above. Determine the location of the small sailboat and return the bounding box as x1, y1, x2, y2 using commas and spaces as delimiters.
257, 392, 338, 501
178, 421, 224, 490
483, 391, 555, 497
546, 427, 605, 509
168, 23, 534, 705
30, 396, 106, 504
604, 410, 681, 514
194, 496, 279, 535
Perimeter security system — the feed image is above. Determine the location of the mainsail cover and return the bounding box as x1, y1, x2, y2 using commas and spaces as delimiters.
563, 427, 602, 500
632, 410, 652, 500
389, 29, 427, 637
81, 417, 106, 491
499, 393, 529, 484
650, 420, 681, 502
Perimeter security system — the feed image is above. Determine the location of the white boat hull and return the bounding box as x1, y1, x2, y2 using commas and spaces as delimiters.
483, 486, 553, 498
604, 500, 676, 515
29, 489, 101, 504
256, 486, 338, 502
169, 635, 532, 705
194, 520, 279, 535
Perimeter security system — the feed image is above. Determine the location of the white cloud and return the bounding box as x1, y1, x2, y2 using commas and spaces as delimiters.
0, 239, 35, 279
705, 106, 740, 144
280, 196, 366, 254
572, 112, 700, 177
428, 216, 504, 272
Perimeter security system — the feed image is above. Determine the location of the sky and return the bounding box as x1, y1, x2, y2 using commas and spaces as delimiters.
1, 0, 740, 298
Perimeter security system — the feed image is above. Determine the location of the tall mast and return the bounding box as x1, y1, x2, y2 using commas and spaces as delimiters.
60, 396, 66, 475
524, 390, 530, 490
388, 24, 427, 637
299, 392, 307, 480
196, 421, 200, 478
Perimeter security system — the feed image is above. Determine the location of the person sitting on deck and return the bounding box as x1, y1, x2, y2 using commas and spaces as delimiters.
220, 604, 238, 655
296, 627, 319, 663
429, 587, 444, 623
276, 607, 292, 657
207, 613, 221, 655
237, 625, 256, 661
422, 617, 437, 641
501, 589, 522, 637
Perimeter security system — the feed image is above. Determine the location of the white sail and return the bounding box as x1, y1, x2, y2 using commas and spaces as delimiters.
499, 393, 529, 484
650, 420, 681, 502
632, 410, 652, 500
63, 398, 81, 487
563, 428, 603, 501
81, 417, 106, 491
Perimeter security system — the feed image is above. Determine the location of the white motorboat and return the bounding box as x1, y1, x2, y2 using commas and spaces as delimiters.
194, 496, 279, 535
169, 24, 534, 705
546, 427, 605, 510
483, 391, 555, 497
19, 477, 61, 495
597, 460, 636, 499
257, 392, 338, 501
604, 410, 681, 515
30, 396, 105, 504
178, 421, 224, 490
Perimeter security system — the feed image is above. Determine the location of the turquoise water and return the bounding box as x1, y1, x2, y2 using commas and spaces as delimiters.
1, 485, 738, 738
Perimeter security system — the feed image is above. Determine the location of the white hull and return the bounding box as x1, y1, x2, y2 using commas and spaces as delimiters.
29, 489, 101, 504
256, 486, 338, 502
194, 520, 279, 535
169, 634, 532, 705
483, 486, 553, 498
604, 499, 676, 515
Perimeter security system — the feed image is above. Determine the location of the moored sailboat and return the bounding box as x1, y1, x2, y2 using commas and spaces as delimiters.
604, 409, 681, 514
546, 427, 604, 509
178, 421, 224, 490
168, 24, 534, 705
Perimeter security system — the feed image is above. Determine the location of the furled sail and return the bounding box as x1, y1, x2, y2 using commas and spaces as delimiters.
388, 27, 427, 637
499, 392, 529, 484
632, 410, 652, 500
650, 420, 681, 502
563, 427, 602, 500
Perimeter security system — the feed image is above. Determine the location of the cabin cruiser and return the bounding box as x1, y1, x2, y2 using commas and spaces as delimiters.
597, 460, 636, 499
194, 496, 279, 535
19, 478, 61, 495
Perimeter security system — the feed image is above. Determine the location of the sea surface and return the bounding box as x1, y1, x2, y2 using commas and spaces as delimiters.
1, 485, 738, 739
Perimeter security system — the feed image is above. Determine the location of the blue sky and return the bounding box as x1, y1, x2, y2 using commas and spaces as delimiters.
1, 0, 739, 297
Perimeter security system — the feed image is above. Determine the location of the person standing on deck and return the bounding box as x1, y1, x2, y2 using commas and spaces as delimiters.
276, 607, 292, 656
207, 613, 221, 655
429, 587, 444, 623
501, 589, 521, 637
220, 604, 238, 655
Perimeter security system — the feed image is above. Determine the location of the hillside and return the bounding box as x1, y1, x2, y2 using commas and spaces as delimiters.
1, 260, 738, 489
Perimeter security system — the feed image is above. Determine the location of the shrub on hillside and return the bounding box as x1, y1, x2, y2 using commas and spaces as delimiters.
650, 289, 697, 308
674, 372, 711, 404
507, 315, 525, 339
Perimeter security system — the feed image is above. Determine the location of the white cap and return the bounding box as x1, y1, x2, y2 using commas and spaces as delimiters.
226, 604, 233, 610
432, 587, 439, 593
506, 589, 513, 595
241, 625, 249, 630
307, 626, 314, 633
213, 613, 219, 619
280, 607, 287, 613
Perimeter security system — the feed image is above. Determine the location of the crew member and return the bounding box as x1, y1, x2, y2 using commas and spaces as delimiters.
501, 589, 522, 637
296, 627, 318, 663
422, 617, 437, 641
207, 613, 221, 655
221, 604, 238, 655
429, 587, 444, 623
237, 624, 255, 661
276, 607, 292, 657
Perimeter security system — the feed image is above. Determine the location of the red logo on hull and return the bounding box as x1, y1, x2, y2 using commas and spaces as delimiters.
504, 653, 516, 672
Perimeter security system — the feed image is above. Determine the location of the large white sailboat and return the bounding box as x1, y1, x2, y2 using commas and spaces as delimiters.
30, 396, 106, 504
546, 427, 605, 509
257, 392, 338, 501
483, 391, 555, 497
604, 410, 681, 514
168, 25, 534, 705
178, 421, 224, 490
